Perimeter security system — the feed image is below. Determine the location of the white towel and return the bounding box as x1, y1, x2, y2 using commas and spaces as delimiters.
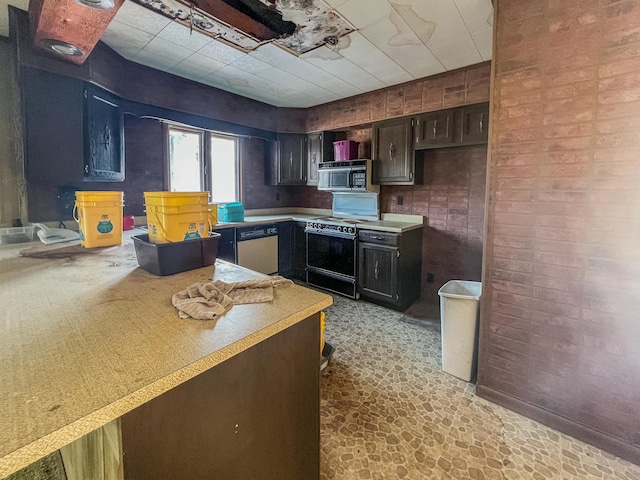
172, 276, 293, 320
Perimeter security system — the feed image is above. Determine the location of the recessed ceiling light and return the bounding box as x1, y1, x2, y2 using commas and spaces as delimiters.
75, 0, 114, 9
41, 39, 84, 57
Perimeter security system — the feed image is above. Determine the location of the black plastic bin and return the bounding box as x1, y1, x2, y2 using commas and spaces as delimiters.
133, 233, 220, 276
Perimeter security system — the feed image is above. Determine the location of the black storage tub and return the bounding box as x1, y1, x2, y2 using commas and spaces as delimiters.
133, 233, 220, 276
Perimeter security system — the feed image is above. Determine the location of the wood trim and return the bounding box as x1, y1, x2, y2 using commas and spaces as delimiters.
476, 385, 640, 466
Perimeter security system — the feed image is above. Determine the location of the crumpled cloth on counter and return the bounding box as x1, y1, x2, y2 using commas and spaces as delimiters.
171, 276, 293, 320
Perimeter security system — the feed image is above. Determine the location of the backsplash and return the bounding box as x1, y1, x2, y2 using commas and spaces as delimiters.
381, 145, 487, 301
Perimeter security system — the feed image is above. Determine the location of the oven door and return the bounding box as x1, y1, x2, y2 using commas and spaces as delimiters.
306, 230, 356, 278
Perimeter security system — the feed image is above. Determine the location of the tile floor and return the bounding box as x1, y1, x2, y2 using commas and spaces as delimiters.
320, 295, 640, 480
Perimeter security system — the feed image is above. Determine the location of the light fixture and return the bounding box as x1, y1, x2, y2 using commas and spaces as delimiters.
75, 0, 115, 9
41, 39, 84, 57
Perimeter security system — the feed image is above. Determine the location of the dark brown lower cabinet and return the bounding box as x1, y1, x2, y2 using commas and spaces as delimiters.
358, 229, 422, 311
120, 314, 320, 480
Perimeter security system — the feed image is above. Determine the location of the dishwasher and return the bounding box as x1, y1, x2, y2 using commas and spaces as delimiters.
235, 224, 279, 275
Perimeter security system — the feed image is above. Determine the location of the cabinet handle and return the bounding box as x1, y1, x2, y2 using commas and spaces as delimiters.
84, 164, 89, 174
290, 152, 293, 167
374, 260, 379, 280
433, 119, 438, 138
479, 113, 484, 133
388, 143, 395, 159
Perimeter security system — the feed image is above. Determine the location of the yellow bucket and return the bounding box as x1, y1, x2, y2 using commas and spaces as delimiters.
144, 192, 210, 244
208, 203, 218, 227
74, 191, 124, 248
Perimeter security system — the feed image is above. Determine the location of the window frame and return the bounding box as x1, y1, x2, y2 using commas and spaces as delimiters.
163, 122, 242, 203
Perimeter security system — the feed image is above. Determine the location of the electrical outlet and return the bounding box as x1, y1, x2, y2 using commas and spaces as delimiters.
427, 273, 435, 283
397, 195, 403, 205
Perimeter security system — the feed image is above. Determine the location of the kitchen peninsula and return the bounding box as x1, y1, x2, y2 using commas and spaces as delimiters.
0, 234, 332, 479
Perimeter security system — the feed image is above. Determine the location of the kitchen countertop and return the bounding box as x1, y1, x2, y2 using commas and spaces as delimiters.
0, 233, 332, 478
213, 210, 423, 233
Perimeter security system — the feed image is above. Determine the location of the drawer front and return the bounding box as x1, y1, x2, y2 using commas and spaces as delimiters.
358, 230, 399, 246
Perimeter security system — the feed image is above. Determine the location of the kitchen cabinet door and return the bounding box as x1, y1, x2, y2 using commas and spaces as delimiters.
276, 134, 307, 185
306, 131, 334, 186
358, 228, 423, 311
84, 84, 125, 181
212, 227, 236, 263
372, 118, 417, 185
23, 68, 125, 184
359, 242, 399, 304
23, 67, 84, 185
460, 102, 489, 145
414, 109, 457, 149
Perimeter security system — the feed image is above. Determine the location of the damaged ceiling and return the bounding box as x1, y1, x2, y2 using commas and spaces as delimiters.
130, 0, 355, 54
0, 0, 494, 108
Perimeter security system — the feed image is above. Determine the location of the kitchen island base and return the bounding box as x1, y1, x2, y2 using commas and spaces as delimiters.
121, 313, 320, 480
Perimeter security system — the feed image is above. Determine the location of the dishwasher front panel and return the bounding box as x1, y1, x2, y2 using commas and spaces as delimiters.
236, 235, 279, 275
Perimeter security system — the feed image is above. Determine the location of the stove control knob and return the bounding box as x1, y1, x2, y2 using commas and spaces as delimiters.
349, 227, 355, 234
337, 226, 343, 232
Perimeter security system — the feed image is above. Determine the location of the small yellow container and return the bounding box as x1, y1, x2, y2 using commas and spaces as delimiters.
208, 203, 218, 227
74, 191, 124, 248
144, 192, 210, 244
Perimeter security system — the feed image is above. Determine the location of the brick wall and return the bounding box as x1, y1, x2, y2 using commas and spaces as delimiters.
376, 146, 487, 300
479, 0, 640, 461
307, 63, 491, 131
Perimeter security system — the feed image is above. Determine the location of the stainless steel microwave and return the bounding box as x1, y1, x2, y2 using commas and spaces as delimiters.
317, 160, 380, 193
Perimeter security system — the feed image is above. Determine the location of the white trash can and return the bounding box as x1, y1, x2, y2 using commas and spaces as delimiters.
438, 280, 482, 382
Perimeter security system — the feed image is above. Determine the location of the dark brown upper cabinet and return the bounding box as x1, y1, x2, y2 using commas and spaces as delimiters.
414, 109, 457, 149
267, 133, 307, 185
23, 68, 125, 184
414, 102, 489, 150
372, 117, 420, 185
83, 84, 125, 181
460, 102, 490, 145
306, 131, 335, 186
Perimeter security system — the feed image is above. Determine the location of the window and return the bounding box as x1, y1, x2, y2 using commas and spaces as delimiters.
167, 125, 240, 203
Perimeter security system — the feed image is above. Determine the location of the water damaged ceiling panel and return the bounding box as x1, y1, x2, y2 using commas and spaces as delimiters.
130, 0, 354, 54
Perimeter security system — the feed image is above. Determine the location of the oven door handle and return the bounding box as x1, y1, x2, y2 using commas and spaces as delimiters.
305, 229, 356, 240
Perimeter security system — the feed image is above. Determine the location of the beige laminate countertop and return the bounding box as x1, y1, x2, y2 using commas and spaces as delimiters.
0, 233, 332, 478
213, 210, 424, 233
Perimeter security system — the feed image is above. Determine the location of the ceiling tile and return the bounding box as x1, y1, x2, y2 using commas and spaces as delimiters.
102, 20, 153, 54
133, 48, 181, 70
247, 43, 294, 64
471, 28, 493, 60
139, 36, 193, 64
156, 21, 212, 52
178, 52, 227, 74
259, 67, 317, 92
360, 11, 445, 79
168, 62, 211, 82
302, 45, 381, 91
113, 0, 171, 36
336, 32, 410, 84
230, 55, 272, 75
453, 0, 494, 35
197, 40, 245, 65
333, 0, 391, 30
430, 36, 483, 70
